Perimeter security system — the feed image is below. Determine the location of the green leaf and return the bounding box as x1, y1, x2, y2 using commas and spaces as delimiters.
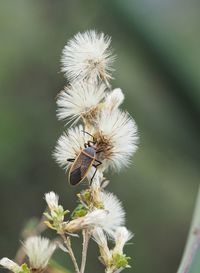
110, 253, 131, 269
177, 186, 200, 273
71, 204, 88, 219
19, 263, 30, 273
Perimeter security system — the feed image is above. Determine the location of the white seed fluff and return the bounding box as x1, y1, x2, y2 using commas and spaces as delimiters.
68, 193, 124, 235
61, 30, 115, 84
81, 209, 109, 227
53, 125, 90, 170
92, 227, 108, 247
104, 88, 124, 112
0, 258, 21, 273
98, 191, 125, 236
44, 191, 59, 211
113, 227, 133, 254
56, 81, 106, 123
96, 109, 138, 171
24, 236, 56, 270
92, 227, 111, 263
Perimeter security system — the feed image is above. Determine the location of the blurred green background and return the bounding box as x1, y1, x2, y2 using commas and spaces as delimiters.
0, 1, 200, 273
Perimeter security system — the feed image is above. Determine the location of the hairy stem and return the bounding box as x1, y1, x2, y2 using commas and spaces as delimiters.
60, 233, 80, 273
80, 229, 90, 273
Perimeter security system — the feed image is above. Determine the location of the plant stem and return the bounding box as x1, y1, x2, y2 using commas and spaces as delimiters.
61, 233, 80, 273
182, 229, 200, 273
177, 187, 200, 273
80, 229, 90, 273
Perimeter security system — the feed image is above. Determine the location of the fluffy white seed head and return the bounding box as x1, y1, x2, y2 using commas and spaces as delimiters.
82, 209, 108, 226
65, 209, 108, 233
72, 191, 125, 235
0, 258, 21, 273
104, 88, 124, 112
98, 191, 125, 236
24, 236, 56, 270
56, 82, 106, 124
44, 191, 59, 211
61, 30, 115, 84
53, 125, 90, 170
113, 227, 133, 254
95, 109, 138, 171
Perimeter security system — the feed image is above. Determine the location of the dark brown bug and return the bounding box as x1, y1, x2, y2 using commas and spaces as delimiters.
67, 131, 102, 186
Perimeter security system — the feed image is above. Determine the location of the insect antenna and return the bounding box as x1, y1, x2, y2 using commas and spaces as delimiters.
82, 130, 95, 140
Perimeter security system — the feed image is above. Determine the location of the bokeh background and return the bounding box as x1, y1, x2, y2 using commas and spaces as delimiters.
0, 1, 200, 273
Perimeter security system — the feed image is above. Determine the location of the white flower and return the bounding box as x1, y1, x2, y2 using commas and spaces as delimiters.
44, 191, 59, 211
104, 88, 124, 112
113, 227, 133, 254
24, 236, 56, 270
53, 125, 90, 170
56, 82, 106, 124
0, 258, 21, 273
95, 109, 138, 171
98, 191, 125, 236
61, 30, 115, 84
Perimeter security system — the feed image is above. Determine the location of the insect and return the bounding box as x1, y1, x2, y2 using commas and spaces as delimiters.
67, 131, 102, 186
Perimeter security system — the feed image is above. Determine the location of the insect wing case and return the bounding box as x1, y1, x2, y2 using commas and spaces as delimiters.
69, 147, 95, 185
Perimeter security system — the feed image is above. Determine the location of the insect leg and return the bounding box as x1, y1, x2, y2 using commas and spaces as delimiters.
90, 160, 102, 182
94, 159, 102, 166
67, 158, 75, 162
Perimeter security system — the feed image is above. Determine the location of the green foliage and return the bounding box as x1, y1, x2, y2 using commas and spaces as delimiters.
71, 204, 88, 219
109, 253, 131, 269
19, 264, 30, 273
113, 253, 131, 269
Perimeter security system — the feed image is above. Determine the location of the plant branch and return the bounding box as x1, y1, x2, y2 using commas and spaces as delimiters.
80, 229, 90, 273
60, 233, 80, 273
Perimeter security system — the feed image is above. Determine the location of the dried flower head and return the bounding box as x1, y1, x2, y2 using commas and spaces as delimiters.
61, 30, 115, 84
94, 109, 138, 171
0, 258, 21, 273
56, 82, 106, 124
24, 236, 56, 270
